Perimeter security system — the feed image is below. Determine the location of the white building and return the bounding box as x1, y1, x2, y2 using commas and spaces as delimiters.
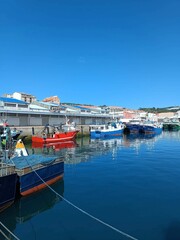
4, 92, 36, 103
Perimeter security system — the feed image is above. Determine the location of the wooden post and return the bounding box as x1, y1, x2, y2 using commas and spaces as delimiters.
81, 126, 83, 136
32, 127, 35, 135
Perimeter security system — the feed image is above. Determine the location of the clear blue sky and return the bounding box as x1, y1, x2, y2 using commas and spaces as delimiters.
1, 0, 180, 109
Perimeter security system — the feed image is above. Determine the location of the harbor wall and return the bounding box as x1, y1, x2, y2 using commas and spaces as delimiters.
13, 125, 91, 136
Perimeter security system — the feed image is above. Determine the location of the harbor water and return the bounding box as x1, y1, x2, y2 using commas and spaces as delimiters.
1, 131, 180, 240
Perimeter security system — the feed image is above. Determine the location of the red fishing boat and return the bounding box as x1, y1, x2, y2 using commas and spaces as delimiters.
32, 121, 79, 144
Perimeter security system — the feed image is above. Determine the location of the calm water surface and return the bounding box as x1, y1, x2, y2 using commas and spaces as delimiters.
1, 131, 180, 240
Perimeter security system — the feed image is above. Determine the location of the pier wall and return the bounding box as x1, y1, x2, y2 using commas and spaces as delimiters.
0, 111, 112, 136
14, 125, 91, 136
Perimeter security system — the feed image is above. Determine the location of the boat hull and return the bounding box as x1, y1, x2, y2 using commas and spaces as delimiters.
32, 130, 79, 143
140, 126, 163, 134
169, 124, 180, 130
125, 124, 143, 134
17, 160, 64, 196
0, 173, 17, 212
90, 129, 124, 138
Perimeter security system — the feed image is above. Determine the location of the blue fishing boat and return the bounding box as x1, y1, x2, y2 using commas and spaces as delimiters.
90, 121, 125, 138
12, 140, 64, 197
124, 119, 143, 134
140, 121, 163, 134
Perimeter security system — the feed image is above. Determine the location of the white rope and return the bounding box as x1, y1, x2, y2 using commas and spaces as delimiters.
31, 168, 139, 240
0, 229, 10, 240
0, 221, 20, 240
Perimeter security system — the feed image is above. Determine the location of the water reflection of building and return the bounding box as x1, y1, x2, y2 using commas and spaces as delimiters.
0, 180, 64, 239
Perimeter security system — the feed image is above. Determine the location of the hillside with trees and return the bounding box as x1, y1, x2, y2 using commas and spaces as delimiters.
139, 106, 180, 113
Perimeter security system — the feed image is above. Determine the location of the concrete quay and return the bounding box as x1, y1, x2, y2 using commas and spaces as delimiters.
14, 124, 91, 139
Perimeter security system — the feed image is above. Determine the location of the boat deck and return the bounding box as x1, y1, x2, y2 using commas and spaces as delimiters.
10, 155, 64, 175
0, 163, 16, 177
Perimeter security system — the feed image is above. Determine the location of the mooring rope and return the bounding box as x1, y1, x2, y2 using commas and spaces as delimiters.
0, 221, 20, 240
29, 165, 139, 240
0, 229, 9, 240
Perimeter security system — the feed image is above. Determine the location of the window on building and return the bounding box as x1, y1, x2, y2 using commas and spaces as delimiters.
18, 104, 28, 108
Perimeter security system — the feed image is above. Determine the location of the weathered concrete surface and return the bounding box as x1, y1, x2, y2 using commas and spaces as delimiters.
13, 125, 90, 137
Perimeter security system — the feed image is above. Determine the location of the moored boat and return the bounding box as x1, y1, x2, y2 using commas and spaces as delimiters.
32, 120, 79, 144
162, 118, 171, 130
0, 121, 22, 141
124, 119, 143, 134
163, 118, 180, 131
12, 140, 64, 197
90, 120, 125, 138
140, 121, 163, 134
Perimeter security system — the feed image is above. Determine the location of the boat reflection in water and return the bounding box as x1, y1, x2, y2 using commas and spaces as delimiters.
32, 140, 78, 151
88, 133, 163, 159
0, 180, 64, 239
32, 133, 163, 165
31, 140, 78, 156
16, 180, 64, 223
31, 133, 163, 165
61, 137, 124, 164
122, 132, 163, 153
90, 137, 123, 155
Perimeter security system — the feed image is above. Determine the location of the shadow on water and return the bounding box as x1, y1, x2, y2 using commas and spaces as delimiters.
0, 180, 64, 239
164, 220, 180, 240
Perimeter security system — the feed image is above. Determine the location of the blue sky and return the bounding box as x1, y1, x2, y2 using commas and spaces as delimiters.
1, 0, 180, 109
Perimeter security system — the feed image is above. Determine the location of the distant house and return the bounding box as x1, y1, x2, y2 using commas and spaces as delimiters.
106, 106, 124, 118
158, 112, 175, 119
123, 110, 138, 120
43, 96, 60, 104
4, 92, 36, 103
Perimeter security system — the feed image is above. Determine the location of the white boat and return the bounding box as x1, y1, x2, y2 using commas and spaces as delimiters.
0, 120, 22, 141
90, 121, 125, 138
